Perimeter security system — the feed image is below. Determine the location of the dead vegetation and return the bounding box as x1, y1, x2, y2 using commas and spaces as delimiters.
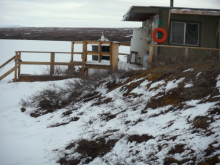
127, 134, 154, 143
58, 138, 118, 165
19, 61, 220, 164
20, 68, 143, 118
145, 62, 220, 109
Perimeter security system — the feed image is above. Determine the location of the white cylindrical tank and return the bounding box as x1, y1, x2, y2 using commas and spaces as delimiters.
130, 28, 148, 65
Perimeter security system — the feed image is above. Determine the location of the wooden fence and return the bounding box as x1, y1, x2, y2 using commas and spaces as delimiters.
0, 40, 130, 82
149, 44, 220, 68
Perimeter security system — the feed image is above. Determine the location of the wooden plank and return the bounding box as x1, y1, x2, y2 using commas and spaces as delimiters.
86, 40, 111, 45
55, 62, 82, 65
149, 45, 153, 69
82, 41, 87, 72
19, 61, 51, 65
19, 61, 83, 65
149, 44, 220, 51
98, 42, 101, 62
18, 52, 21, 77
71, 41, 83, 44
168, 9, 171, 29
216, 19, 220, 39
71, 42, 74, 61
0, 56, 16, 69
85, 65, 111, 69
50, 53, 55, 76
171, 9, 220, 16
86, 51, 111, 56
111, 43, 119, 69
18, 51, 82, 54
119, 43, 130, 46
0, 67, 15, 81
110, 42, 112, 66
14, 52, 18, 82
118, 53, 129, 55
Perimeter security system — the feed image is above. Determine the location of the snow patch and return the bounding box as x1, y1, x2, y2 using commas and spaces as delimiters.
217, 74, 220, 92
183, 68, 194, 72
184, 82, 193, 88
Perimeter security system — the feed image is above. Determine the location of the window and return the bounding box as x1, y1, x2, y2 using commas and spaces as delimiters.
171, 21, 199, 46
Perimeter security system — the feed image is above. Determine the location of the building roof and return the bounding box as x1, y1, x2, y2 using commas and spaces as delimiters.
122, 6, 220, 21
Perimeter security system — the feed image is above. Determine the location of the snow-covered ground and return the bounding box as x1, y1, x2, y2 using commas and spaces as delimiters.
1, 64, 220, 164
1, 40, 220, 165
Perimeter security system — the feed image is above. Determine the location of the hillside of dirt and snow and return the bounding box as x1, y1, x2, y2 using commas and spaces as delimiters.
0, 61, 220, 165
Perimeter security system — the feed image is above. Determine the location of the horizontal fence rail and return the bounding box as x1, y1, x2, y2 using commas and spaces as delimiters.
18, 51, 83, 54
149, 44, 220, 68
0, 40, 130, 82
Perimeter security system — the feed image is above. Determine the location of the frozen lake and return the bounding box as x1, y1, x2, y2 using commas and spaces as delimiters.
0, 40, 129, 81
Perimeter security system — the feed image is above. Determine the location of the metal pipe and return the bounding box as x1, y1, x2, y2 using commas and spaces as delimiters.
170, 0, 173, 7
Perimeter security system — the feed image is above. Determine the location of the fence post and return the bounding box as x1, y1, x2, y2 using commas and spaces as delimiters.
18, 52, 21, 77
98, 42, 101, 62
82, 41, 87, 73
50, 52, 55, 76
71, 42, 74, 61
14, 52, 18, 82
111, 43, 119, 70
149, 45, 153, 69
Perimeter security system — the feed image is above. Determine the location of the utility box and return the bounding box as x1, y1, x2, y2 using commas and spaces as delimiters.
130, 28, 148, 65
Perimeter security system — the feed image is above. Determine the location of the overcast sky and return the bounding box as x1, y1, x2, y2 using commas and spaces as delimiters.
0, 0, 219, 27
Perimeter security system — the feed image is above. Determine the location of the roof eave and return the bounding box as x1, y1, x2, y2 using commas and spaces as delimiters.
123, 6, 220, 22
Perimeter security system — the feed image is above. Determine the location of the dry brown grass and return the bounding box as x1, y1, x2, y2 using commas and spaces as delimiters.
145, 61, 220, 110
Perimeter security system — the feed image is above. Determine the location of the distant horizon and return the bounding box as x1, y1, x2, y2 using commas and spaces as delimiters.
0, 26, 135, 28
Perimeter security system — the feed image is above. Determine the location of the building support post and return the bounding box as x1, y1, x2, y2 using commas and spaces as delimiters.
14, 52, 18, 82
149, 45, 153, 69
98, 42, 101, 62
168, 9, 171, 29
71, 42, 74, 61
50, 52, 55, 76
82, 41, 87, 73
18, 52, 21, 78
111, 43, 119, 70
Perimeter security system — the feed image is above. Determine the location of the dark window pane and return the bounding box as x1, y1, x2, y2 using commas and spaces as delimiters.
171, 22, 184, 44
185, 23, 199, 46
